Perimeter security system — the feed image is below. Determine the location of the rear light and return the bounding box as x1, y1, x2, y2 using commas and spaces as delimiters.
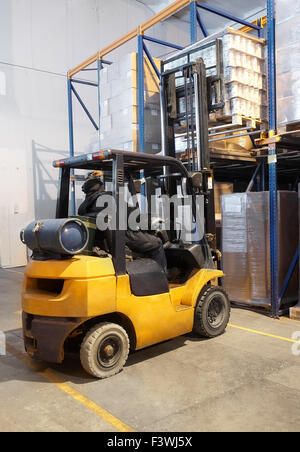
53, 159, 66, 168
92, 150, 109, 160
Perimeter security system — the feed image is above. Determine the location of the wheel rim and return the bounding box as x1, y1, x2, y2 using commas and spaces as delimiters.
97, 334, 123, 369
207, 295, 225, 329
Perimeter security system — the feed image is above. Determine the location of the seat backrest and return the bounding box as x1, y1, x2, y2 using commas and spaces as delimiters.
126, 259, 169, 296
165, 244, 206, 269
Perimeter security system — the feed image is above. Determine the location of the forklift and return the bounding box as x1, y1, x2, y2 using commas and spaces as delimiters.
20, 57, 230, 379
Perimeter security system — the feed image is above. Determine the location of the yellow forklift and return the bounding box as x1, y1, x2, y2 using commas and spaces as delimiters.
20, 149, 230, 379
20, 59, 230, 379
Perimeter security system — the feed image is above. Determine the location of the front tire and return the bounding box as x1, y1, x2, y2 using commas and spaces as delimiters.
194, 286, 230, 338
80, 322, 130, 379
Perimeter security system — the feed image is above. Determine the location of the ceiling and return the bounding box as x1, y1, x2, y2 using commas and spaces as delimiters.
137, 0, 266, 34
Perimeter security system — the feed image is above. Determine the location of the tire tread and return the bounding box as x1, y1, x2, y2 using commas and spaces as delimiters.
80, 322, 130, 379
194, 286, 231, 338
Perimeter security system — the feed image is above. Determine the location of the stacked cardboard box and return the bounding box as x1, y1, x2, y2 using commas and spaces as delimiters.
221, 192, 298, 308
214, 182, 234, 250
214, 182, 234, 221
215, 30, 266, 124
94, 53, 162, 154
276, 0, 300, 125
164, 27, 267, 127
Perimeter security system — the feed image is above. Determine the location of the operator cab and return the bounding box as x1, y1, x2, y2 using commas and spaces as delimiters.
53, 149, 215, 294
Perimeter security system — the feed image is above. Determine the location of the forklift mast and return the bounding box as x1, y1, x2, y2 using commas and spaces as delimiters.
160, 57, 222, 251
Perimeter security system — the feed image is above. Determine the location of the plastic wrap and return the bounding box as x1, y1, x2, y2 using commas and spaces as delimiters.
290, 186, 300, 319
276, 0, 300, 125
221, 191, 298, 307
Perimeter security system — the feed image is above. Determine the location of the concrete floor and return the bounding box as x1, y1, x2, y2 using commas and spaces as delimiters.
1, 267, 300, 432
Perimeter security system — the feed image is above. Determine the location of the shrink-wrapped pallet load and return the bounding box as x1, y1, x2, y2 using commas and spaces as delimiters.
221, 192, 298, 308
290, 186, 300, 320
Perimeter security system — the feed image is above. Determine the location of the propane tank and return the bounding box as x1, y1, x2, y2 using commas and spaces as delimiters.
20, 218, 89, 257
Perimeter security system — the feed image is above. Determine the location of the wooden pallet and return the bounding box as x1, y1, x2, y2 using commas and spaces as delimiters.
210, 148, 256, 162
209, 113, 265, 132
278, 122, 300, 138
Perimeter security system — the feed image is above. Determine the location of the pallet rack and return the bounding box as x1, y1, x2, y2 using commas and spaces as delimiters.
66, 0, 297, 318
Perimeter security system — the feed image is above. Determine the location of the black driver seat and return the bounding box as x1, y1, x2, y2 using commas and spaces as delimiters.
165, 243, 206, 269
126, 259, 169, 296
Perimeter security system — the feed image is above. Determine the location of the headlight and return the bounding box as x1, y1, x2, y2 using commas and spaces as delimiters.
21, 219, 89, 256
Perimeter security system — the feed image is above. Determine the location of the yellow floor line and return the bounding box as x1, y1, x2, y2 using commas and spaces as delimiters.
228, 323, 300, 344
6, 343, 133, 433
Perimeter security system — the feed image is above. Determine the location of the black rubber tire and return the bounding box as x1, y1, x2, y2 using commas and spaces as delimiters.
80, 322, 130, 379
194, 286, 231, 338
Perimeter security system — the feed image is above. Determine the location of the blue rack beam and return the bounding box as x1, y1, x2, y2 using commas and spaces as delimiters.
143, 41, 161, 80
143, 35, 184, 51
138, 33, 145, 155
67, 78, 76, 215
67, 79, 74, 159
138, 32, 146, 210
267, 0, 279, 318
71, 79, 98, 88
196, 2, 261, 31
279, 249, 299, 305
190, 0, 198, 43
257, 18, 265, 39
100, 60, 113, 66
71, 84, 99, 131
246, 163, 263, 193
196, 8, 208, 38
81, 61, 113, 71
97, 59, 102, 144
267, 0, 277, 131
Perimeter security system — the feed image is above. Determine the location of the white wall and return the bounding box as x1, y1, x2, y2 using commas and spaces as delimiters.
0, 0, 190, 267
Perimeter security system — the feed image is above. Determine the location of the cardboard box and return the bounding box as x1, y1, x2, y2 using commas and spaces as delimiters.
99, 52, 161, 153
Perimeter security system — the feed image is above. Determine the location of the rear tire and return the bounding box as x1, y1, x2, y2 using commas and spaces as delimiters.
194, 286, 230, 338
80, 322, 130, 379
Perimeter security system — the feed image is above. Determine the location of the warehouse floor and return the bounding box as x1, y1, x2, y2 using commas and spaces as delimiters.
1, 267, 300, 432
